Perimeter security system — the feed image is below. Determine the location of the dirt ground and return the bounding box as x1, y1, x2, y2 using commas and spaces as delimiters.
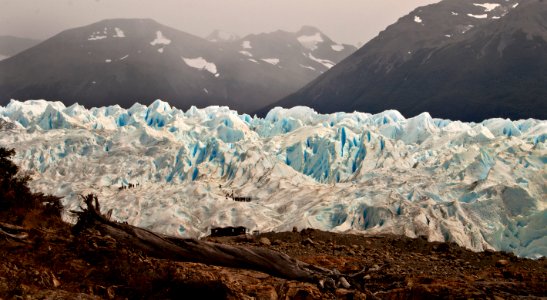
1, 222, 545, 300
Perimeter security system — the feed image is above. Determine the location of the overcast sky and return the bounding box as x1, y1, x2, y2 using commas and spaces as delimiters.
0, 0, 440, 45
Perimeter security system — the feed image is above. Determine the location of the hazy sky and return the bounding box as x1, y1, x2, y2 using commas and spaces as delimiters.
0, 0, 440, 45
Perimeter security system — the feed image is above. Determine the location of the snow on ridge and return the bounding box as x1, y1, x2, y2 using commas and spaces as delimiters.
308, 53, 335, 69
150, 31, 171, 46
182, 56, 219, 77
300, 64, 316, 71
414, 16, 423, 23
473, 3, 500, 12
297, 32, 324, 51
1, 99, 545, 259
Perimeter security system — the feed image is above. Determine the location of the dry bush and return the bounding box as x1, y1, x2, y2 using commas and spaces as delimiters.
0, 147, 63, 225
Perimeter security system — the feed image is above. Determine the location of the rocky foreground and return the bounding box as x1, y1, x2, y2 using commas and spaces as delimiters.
1, 224, 545, 299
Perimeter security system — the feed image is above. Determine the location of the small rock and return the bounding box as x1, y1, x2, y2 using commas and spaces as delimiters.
301, 238, 316, 246
52, 277, 61, 288
292, 226, 298, 233
496, 259, 510, 267
259, 237, 271, 246
364, 274, 371, 280
107, 286, 116, 299
252, 286, 277, 300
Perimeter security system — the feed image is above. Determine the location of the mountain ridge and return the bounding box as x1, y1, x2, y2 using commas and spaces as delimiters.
0, 18, 356, 113
0, 35, 41, 60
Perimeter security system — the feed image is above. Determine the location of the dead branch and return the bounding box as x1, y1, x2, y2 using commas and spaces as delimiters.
0, 228, 28, 240
73, 194, 351, 289
0, 221, 26, 231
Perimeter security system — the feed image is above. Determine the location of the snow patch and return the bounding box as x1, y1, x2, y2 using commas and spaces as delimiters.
461, 25, 475, 34
468, 13, 488, 19
242, 41, 252, 49
119, 55, 129, 60
105, 59, 112, 63
150, 31, 171, 46
414, 16, 423, 23
158, 48, 164, 53
239, 50, 253, 57
88, 32, 107, 41
261, 58, 280, 65
297, 32, 323, 51
473, 3, 500, 12
331, 44, 345, 51
113, 27, 125, 38
182, 56, 219, 76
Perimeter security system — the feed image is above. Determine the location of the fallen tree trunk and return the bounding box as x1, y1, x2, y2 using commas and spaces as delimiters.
72, 194, 351, 289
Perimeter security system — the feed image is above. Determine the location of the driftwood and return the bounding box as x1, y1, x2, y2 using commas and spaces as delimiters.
72, 194, 352, 289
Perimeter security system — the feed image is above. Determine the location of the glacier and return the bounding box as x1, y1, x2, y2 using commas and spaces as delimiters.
0, 99, 545, 258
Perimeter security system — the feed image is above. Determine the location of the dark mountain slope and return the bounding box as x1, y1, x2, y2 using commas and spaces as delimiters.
265, 0, 546, 121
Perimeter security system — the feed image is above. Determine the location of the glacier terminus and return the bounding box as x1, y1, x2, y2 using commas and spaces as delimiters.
0, 99, 545, 258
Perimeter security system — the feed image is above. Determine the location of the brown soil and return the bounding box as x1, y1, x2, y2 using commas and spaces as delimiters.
1, 224, 546, 299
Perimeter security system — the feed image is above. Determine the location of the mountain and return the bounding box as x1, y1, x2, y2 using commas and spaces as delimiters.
0, 36, 41, 61
1, 99, 545, 258
0, 19, 356, 113
265, 0, 547, 122
205, 30, 240, 42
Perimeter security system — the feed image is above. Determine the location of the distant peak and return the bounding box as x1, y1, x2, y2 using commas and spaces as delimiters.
95, 18, 158, 24
297, 25, 322, 35
206, 29, 241, 42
